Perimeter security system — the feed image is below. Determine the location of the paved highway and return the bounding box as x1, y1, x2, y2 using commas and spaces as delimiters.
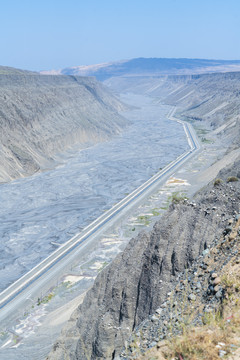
0, 109, 200, 323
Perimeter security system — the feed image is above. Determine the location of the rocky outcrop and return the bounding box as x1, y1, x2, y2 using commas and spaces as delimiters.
121, 195, 240, 359
47, 157, 240, 360
0, 71, 128, 182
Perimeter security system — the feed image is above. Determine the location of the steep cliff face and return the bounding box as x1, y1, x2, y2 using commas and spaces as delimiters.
47, 158, 240, 360
0, 72, 128, 182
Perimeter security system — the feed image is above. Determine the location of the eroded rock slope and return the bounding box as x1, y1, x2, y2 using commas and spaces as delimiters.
0, 70, 128, 182
106, 72, 240, 149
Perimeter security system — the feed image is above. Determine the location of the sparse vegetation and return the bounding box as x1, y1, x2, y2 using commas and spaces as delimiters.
221, 268, 240, 296
166, 284, 240, 360
160, 205, 168, 210
152, 208, 160, 216
166, 324, 238, 360
170, 192, 188, 204
201, 137, 214, 144
37, 292, 55, 306
98, 261, 109, 272
62, 280, 72, 288
195, 128, 210, 136
138, 241, 240, 360
13, 335, 19, 344
137, 215, 151, 226
227, 176, 239, 183
214, 178, 223, 186
139, 286, 240, 360
0, 331, 8, 339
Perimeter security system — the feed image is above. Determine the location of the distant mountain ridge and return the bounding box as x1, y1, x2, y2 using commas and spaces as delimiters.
0, 65, 37, 75
41, 58, 240, 80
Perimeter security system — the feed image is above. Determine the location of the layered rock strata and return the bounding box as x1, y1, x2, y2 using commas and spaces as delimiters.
106, 72, 240, 148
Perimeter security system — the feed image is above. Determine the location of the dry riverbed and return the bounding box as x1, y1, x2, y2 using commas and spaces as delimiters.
0, 94, 232, 360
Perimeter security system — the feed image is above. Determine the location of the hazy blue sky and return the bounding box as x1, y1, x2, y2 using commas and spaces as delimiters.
1, 0, 240, 71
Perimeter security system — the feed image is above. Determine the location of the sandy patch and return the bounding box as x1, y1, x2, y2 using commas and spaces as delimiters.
90, 261, 106, 270
63, 275, 90, 284
100, 237, 120, 245
106, 233, 118, 238
166, 177, 190, 186
47, 292, 86, 327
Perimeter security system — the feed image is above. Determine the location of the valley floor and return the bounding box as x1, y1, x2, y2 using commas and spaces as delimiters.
0, 93, 237, 360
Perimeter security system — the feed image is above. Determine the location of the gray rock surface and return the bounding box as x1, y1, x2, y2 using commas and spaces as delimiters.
106, 72, 240, 149
121, 184, 240, 359
47, 157, 240, 360
0, 70, 128, 182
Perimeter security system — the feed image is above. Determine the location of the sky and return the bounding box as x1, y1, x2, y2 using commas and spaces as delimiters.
1, 0, 240, 71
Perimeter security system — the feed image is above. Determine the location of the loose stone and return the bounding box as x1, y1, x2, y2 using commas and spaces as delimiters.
188, 294, 196, 301
151, 315, 159, 322
156, 308, 163, 315
196, 282, 202, 289
202, 249, 210, 256
219, 350, 227, 357
215, 290, 223, 299
224, 226, 232, 234
148, 341, 157, 348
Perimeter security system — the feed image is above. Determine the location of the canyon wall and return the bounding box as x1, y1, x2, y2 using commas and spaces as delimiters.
0, 71, 128, 182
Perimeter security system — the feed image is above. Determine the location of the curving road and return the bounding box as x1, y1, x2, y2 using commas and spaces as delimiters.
0, 110, 200, 323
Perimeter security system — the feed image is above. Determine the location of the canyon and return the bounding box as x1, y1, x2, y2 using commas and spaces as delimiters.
0, 59, 239, 359
46, 67, 240, 359
0, 69, 127, 182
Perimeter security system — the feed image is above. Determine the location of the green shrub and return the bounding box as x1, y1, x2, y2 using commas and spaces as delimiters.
171, 192, 188, 204
214, 178, 223, 186
227, 176, 238, 183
